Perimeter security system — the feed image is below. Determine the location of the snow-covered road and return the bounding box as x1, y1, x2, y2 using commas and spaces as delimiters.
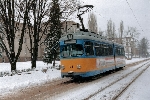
118, 63, 150, 100
89, 61, 150, 100
0, 58, 150, 100
47, 60, 150, 100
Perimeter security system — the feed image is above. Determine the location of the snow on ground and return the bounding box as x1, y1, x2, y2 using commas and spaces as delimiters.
48, 60, 150, 100
118, 63, 150, 100
0, 61, 61, 95
0, 58, 149, 99
89, 61, 150, 100
125, 58, 147, 64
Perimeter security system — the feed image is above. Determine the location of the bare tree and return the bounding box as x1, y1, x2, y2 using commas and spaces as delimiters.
25, 0, 52, 68
138, 37, 149, 57
0, 0, 80, 70
26, 0, 79, 68
0, 0, 31, 71
128, 27, 140, 38
126, 27, 140, 58
88, 12, 98, 33
60, 0, 80, 34
60, 0, 79, 20
107, 19, 112, 39
106, 19, 119, 42
119, 20, 124, 44
112, 22, 117, 39
98, 28, 104, 36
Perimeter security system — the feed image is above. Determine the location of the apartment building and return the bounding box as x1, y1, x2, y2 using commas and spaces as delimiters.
0, 22, 46, 62
0, 21, 78, 62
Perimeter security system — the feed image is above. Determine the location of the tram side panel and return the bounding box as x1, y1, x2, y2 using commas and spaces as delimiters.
105, 57, 116, 71
95, 42, 115, 73
96, 56, 116, 73
115, 56, 126, 68
114, 44, 126, 69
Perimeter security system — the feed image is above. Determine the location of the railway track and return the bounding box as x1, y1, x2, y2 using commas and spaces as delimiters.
86, 61, 150, 100
0, 59, 149, 100
112, 63, 150, 100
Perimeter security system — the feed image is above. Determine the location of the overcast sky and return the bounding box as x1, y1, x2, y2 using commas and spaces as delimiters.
78, 0, 150, 40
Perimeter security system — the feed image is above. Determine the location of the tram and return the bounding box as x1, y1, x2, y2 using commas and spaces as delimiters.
59, 31, 126, 78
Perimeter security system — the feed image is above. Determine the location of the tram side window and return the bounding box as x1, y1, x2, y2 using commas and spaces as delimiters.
105, 44, 108, 56
109, 45, 113, 55
85, 41, 94, 56
95, 43, 99, 56
100, 44, 103, 56
100, 44, 105, 56
101, 44, 104, 56
121, 48, 125, 56
94, 43, 113, 56
123, 48, 125, 55
95, 43, 102, 56
115, 47, 124, 56
61, 45, 70, 57
115, 47, 118, 55
104, 44, 111, 56
118, 48, 121, 55
118, 47, 124, 55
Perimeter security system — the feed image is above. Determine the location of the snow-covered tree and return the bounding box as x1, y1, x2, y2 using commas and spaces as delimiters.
43, 0, 61, 66
43, 0, 79, 66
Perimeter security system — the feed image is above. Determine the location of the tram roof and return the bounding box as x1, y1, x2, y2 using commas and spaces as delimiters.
59, 31, 113, 44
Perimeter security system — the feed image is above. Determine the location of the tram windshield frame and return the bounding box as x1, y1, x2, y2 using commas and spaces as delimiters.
60, 44, 84, 58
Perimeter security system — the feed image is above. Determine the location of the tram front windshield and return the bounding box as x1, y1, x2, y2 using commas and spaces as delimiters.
61, 44, 84, 58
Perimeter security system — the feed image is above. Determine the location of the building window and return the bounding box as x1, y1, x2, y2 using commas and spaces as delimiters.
24, 38, 26, 43
25, 48, 27, 55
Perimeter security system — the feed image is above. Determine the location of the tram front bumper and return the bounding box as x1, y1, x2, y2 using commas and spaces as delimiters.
61, 71, 83, 78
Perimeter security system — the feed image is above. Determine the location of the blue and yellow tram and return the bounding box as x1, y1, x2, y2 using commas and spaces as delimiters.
59, 31, 125, 78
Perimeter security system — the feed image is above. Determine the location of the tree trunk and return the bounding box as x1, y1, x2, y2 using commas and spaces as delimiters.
31, 59, 36, 69
52, 50, 57, 67
11, 61, 16, 71
31, 51, 37, 69
31, 46, 38, 68
53, 59, 55, 67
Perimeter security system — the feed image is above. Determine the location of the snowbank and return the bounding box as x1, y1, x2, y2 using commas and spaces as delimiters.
0, 61, 61, 95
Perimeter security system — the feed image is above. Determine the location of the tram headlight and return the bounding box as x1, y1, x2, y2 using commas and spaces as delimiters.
77, 65, 81, 69
60, 65, 65, 70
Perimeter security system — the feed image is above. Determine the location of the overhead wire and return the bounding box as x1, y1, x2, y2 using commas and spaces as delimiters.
125, 0, 144, 33
80, 0, 145, 33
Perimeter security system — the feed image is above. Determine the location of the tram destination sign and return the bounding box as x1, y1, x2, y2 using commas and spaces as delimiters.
64, 39, 76, 44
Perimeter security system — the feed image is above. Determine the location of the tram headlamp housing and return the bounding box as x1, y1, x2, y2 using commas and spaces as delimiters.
60, 65, 65, 70
77, 65, 81, 69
